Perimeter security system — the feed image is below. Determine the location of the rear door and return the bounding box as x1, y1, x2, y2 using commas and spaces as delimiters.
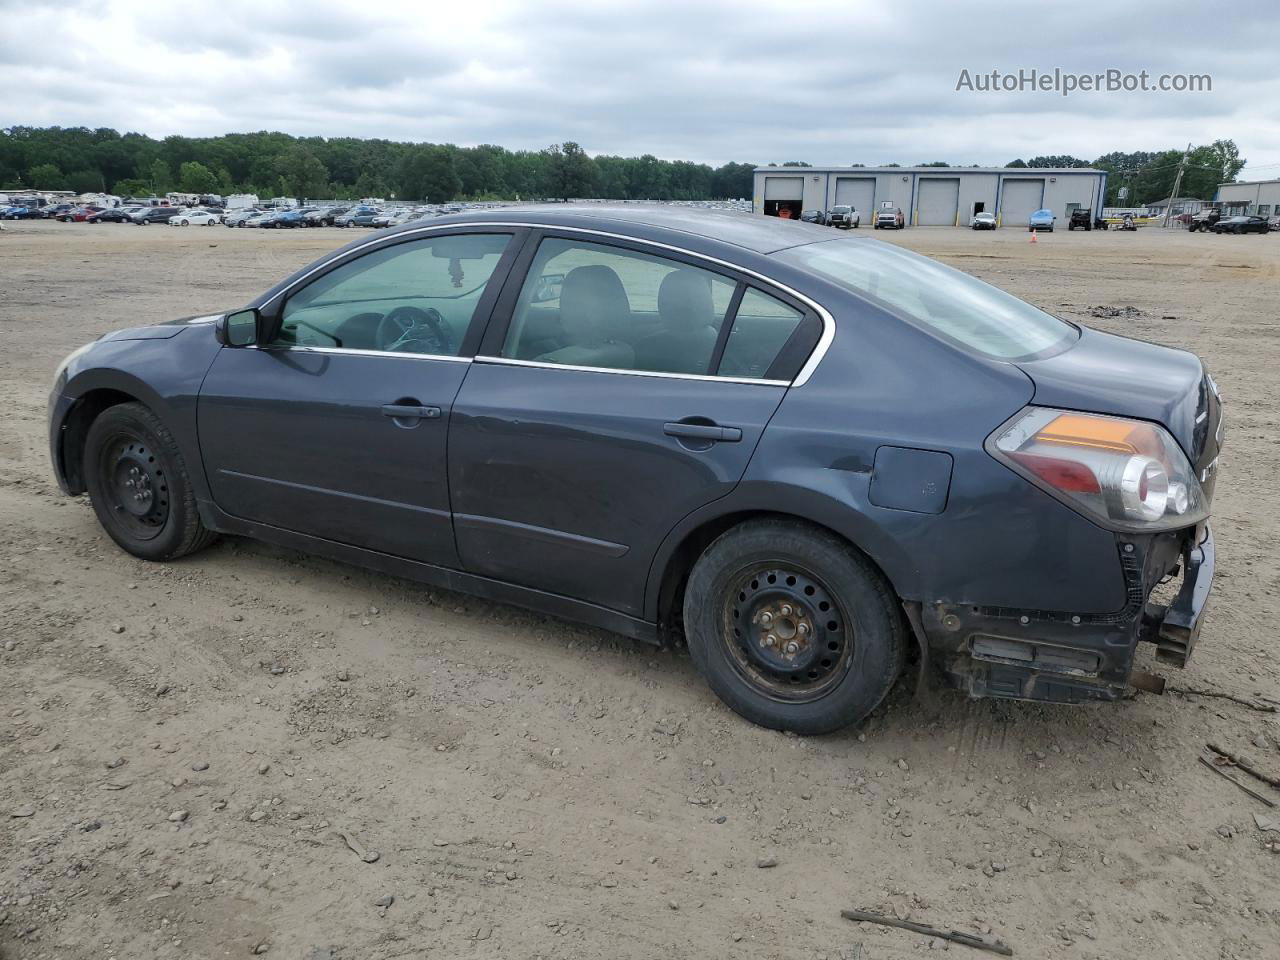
447, 232, 823, 616
198, 230, 518, 566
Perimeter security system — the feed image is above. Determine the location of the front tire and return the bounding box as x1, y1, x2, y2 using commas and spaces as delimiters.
683, 519, 905, 735
83, 403, 215, 562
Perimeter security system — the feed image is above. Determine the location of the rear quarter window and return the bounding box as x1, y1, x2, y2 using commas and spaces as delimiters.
777, 238, 1077, 361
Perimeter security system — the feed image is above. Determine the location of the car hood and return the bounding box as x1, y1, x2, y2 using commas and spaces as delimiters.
98, 314, 220, 343
1015, 325, 1221, 481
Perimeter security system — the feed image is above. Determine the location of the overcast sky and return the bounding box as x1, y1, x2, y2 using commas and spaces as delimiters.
4, 0, 1279, 174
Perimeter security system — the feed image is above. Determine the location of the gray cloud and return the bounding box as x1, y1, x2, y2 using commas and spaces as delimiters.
2, 0, 1277, 173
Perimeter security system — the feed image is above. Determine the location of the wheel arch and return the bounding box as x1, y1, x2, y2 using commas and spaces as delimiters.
56, 386, 146, 494
647, 499, 914, 646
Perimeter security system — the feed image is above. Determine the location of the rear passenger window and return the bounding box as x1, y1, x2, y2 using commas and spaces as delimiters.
502, 238, 737, 375
719, 288, 805, 379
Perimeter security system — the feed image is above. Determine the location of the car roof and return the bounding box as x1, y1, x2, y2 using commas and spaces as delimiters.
394, 204, 830, 254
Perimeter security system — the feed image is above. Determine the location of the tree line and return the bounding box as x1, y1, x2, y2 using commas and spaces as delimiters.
0, 127, 754, 202
1, 126, 1246, 208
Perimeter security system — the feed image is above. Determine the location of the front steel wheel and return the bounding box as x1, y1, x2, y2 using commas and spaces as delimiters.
83, 403, 215, 561
684, 518, 906, 734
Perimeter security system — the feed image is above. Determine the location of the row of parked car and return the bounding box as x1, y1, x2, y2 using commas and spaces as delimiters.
7, 200, 446, 230
1183, 209, 1278, 234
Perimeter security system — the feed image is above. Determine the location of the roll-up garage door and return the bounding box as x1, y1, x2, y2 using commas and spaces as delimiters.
1000, 178, 1045, 226
916, 178, 960, 226
834, 177, 875, 216
763, 177, 804, 201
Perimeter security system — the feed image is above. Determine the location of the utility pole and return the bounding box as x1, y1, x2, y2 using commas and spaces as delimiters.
1164, 142, 1191, 228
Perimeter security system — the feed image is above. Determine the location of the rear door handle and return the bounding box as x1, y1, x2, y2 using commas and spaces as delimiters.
381, 403, 441, 420
663, 422, 743, 443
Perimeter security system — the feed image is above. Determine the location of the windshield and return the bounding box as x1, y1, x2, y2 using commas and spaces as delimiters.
777, 238, 1078, 361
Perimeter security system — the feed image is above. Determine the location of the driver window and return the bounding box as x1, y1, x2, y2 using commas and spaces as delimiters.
277, 233, 512, 356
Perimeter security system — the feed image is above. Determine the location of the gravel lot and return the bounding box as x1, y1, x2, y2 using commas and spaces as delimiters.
2, 220, 1278, 959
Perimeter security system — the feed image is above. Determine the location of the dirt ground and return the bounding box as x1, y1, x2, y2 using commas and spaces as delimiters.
1, 219, 1278, 960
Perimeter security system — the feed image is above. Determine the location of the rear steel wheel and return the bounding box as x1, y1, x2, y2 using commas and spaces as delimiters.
684, 518, 905, 734
723, 565, 853, 702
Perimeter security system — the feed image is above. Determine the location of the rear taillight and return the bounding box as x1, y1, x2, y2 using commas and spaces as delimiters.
989, 407, 1208, 532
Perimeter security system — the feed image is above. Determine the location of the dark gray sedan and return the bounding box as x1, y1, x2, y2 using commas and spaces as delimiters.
48, 207, 1221, 734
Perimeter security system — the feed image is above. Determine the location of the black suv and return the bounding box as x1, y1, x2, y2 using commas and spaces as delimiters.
1067, 209, 1093, 231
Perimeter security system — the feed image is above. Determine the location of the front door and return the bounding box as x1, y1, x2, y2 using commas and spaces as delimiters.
448, 233, 820, 616
198, 231, 516, 566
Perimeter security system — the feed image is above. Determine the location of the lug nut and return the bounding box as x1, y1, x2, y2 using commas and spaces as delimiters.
780, 604, 793, 617
763, 634, 777, 647
783, 641, 800, 655
760, 612, 773, 626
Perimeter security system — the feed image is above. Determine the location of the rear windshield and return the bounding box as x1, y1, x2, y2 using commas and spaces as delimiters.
777, 238, 1077, 360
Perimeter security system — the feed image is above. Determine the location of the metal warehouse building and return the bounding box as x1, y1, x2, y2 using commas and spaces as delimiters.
1215, 178, 1280, 217
753, 166, 1108, 227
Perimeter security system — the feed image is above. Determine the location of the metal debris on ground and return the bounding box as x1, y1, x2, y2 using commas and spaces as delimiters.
840, 908, 1013, 955
1198, 752, 1276, 808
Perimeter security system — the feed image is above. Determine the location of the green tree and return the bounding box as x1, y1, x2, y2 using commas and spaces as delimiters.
1005, 158, 1028, 168
1026, 155, 1090, 168
178, 161, 218, 194
541, 141, 596, 201
113, 178, 150, 197
274, 146, 328, 199
27, 162, 64, 187
148, 158, 171, 193
397, 145, 461, 201
67, 169, 104, 193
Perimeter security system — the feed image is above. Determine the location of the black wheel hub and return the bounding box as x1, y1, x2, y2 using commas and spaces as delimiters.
101, 438, 169, 539
724, 567, 852, 701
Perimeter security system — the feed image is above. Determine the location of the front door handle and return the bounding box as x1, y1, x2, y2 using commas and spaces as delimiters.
381, 403, 441, 421
663, 421, 743, 443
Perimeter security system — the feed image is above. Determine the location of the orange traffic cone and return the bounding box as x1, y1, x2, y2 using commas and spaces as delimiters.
1029, 230, 1038, 244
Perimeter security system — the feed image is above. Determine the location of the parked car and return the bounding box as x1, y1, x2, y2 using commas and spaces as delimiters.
1187, 210, 1222, 233
3, 203, 45, 220
1269, 216, 1280, 232
48, 208, 1222, 734
241, 212, 274, 228
131, 207, 180, 225
86, 207, 135, 224
304, 206, 342, 227
826, 205, 860, 229
1028, 209, 1056, 232
873, 208, 904, 229
1067, 209, 1093, 231
59, 206, 104, 222
222, 209, 261, 227
260, 209, 307, 229
799, 209, 825, 224
44, 203, 78, 221
970, 211, 997, 230
168, 210, 220, 226
334, 207, 375, 227
346, 209, 384, 228
1211, 215, 1270, 235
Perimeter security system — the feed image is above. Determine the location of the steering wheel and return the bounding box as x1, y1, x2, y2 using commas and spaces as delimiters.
375, 305, 453, 355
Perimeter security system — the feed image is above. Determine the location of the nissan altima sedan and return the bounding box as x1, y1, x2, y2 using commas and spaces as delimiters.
48, 207, 1221, 734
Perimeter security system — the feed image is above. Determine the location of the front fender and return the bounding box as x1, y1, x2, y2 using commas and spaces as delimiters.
50, 327, 222, 498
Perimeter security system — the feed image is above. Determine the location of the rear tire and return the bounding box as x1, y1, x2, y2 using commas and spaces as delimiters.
683, 518, 905, 735
83, 403, 216, 562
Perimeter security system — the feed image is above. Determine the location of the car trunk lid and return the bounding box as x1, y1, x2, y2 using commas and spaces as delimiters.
1015, 326, 1222, 501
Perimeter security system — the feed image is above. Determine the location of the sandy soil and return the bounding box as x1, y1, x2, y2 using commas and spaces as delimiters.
1, 220, 1278, 960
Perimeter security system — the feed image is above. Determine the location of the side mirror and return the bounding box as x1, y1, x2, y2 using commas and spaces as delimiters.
216, 308, 260, 347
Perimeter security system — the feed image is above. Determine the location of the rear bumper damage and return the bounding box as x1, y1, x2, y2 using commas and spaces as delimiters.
922, 524, 1213, 704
